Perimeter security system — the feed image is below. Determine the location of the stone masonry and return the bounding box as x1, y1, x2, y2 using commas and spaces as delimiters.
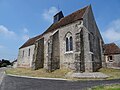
17, 5, 104, 72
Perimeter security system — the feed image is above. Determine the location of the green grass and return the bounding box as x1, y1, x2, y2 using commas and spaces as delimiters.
90, 84, 120, 90
5, 67, 120, 80
99, 68, 120, 79
6, 68, 71, 78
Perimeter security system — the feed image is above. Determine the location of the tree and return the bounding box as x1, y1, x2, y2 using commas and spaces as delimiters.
1, 63, 7, 67
0, 59, 11, 67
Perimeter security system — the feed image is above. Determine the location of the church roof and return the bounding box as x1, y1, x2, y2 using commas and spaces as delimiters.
104, 43, 120, 55
19, 34, 42, 49
42, 5, 88, 35
19, 5, 89, 49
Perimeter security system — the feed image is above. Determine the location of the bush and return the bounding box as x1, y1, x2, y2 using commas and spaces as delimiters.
0, 59, 11, 67
1, 63, 7, 67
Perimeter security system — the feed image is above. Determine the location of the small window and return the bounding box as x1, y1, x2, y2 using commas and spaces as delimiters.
109, 56, 112, 60
28, 49, 30, 56
108, 56, 113, 62
48, 42, 50, 53
23, 50, 24, 57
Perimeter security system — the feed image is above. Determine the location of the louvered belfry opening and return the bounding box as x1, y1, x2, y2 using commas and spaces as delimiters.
53, 11, 64, 23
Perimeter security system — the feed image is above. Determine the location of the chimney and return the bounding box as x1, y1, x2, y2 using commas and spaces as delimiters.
53, 11, 64, 23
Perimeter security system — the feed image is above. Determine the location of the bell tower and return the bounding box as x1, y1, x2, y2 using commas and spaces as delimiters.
53, 11, 64, 23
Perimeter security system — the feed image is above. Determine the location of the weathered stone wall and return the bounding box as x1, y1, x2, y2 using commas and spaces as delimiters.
105, 54, 120, 69
32, 38, 44, 70
43, 31, 56, 70
43, 30, 60, 72
47, 36, 53, 72
75, 33, 84, 72
59, 21, 83, 70
82, 26, 93, 72
74, 28, 91, 72
17, 45, 35, 68
58, 18, 97, 72
113, 54, 120, 68
83, 6, 103, 72
51, 31, 60, 70
46, 31, 60, 72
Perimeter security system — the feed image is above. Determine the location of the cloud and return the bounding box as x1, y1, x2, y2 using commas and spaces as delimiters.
42, 7, 59, 23
22, 35, 29, 41
23, 28, 29, 33
21, 28, 30, 41
0, 45, 5, 49
0, 25, 16, 37
0, 25, 30, 41
102, 19, 120, 43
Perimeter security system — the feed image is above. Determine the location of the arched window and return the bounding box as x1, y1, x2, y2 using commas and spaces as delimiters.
28, 49, 30, 56
70, 36, 73, 51
66, 38, 69, 51
65, 32, 73, 52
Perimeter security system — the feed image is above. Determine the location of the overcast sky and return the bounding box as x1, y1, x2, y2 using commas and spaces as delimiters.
0, 0, 120, 60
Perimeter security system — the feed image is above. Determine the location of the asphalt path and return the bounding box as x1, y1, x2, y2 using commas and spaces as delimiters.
0, 75, 120, 90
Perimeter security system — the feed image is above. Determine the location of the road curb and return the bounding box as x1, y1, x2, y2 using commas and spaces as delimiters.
6, 74, 68, 81
0, 69, 6, 86
0, 72, 5, 85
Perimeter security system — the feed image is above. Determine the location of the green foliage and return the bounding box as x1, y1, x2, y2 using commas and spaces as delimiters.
0, 59, 11, 67
1, 63, 7, 67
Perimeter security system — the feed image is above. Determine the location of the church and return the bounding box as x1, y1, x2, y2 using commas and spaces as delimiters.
17, 5, 104, 72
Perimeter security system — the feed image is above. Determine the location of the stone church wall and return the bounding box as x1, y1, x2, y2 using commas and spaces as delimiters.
51, 31, 60, 70
43, 31, 60, 72
83, 6, 103, 72
59, 21, 83, 70
17, 45, 35, 68
32, 38, 44, 70
43, 32, 54, 69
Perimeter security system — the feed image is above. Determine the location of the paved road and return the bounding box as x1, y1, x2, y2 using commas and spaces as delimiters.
0, 75, 120, 90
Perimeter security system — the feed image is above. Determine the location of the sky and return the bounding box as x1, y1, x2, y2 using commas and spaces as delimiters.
0, 0, 120, 61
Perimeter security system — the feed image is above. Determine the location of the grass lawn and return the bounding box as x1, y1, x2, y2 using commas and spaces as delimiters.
6, 68, 71, 79
99, 68, 120, 79
5, 67, 120, 80
89, 84, 120, 90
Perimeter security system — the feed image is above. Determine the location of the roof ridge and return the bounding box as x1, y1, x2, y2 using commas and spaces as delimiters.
63, 5, 89, 19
